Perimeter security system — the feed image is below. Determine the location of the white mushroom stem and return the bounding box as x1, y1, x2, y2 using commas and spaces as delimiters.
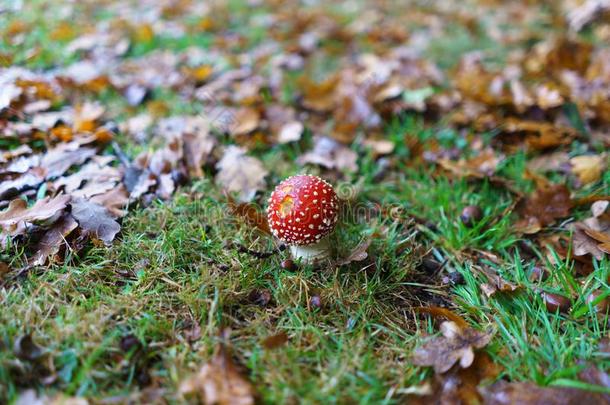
289, 235, 331, 264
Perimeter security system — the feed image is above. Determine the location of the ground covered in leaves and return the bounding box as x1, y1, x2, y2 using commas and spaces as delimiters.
1, 0, 610, 403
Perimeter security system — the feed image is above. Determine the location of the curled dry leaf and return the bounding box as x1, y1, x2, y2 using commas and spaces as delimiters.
412, 321, 493, 374
215, 146, 268, 202
570, 200, 610, 260
0, 195, 71, 243
179, 345, 255, 405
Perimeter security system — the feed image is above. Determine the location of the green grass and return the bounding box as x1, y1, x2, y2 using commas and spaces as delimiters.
2, 118, 608, 401
1, 0, 610, 403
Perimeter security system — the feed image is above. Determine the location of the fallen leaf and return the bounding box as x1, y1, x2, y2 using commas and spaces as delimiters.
338, 236, 372, 265
415, 306, 469, 329
476, 266, 521, 297
515, 184, 572, 234
570, 199, 610, 259
437, 148, 503, 178
15, 389, 89, 405
41, 142, 97, 179
527, 151, 570, 173
230, 107, 260, 136
297, 136, 358, 172
179, 344, 255, 405
215, 146, 268, 202
570, 154, 607, 185
28, 214, 78, 266
0, 195, 71, 241
182, 120, 216, 177
277, 121, 303, 144
406, 352, 502, 405
481, 365, 610, 405
413, 321, 493, 373
262, 332, 288, 350
70, 198, 120, 245
227, 195, 270, 234
90, 186, 130, 218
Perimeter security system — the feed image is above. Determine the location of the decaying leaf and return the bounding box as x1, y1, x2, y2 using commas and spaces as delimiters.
412, 321, 493, 374
70, 198, 120, 245
570, 200, 610, 259
261, 332, 289, 350
179, 345, 255, 405
0, 195, 71, 243
515, 184, 572, 234
406, 352, 502, 405
481, 365, 610, 405
29, 214, 78, 266
215, 146, 268, 202
227, 195, 270, 234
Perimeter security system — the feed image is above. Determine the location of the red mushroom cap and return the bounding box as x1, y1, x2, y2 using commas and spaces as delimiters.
267, 175, 339, 245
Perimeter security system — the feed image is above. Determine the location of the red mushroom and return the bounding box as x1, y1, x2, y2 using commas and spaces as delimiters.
267, 175, 339, 263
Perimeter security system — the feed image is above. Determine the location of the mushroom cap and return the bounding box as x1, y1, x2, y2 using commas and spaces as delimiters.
267, 175, 339, 245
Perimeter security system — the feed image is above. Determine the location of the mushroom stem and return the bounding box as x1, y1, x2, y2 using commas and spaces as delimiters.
290, 236, 331, 264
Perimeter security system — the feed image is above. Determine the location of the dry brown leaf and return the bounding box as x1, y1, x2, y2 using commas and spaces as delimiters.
481, 365, 610, 404
183, 120, 216, 177
415, 306, 469, 329
570, 200, 610, 259
527, 151, 570, 173
570, 154, 607, 185
215, 146, 268, 202
338, 236, 372, 265
230, 108, 260, 136
515, 184, 572, 234
227, 195, 270, 235
89, 186, 129, 218
437, 148, 503, 178
0, 195, 71, 240
297, 136, 357, 172
179, 345, 255, 405
28, 214, 78, 266
70, 198, 120, 245
406, 352, 502, 405
261, 332, 289, 350
412, 321, 493, 374
41, 142, 97, 179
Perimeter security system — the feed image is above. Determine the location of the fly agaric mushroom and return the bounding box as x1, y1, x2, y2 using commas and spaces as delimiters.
267, 175, 339, 263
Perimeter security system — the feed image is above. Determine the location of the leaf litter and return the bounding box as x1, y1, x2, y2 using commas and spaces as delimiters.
2, 0, 610, 401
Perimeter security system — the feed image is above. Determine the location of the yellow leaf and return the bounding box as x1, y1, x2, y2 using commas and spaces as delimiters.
570, 154, 607, 185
